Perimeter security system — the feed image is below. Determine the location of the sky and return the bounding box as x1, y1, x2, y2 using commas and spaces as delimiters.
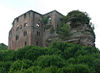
0, 0, 100, 49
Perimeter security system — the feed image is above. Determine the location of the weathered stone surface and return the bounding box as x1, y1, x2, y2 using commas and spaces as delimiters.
8, 10, 63, 50
8, 10, 95, 50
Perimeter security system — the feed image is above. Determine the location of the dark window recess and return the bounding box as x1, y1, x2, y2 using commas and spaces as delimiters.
37, 32, 38, 35
24, 13, 26, 18
25, 41, 27, 46
24, 31, 27, 36
37, 31, 40, 36
37, 31, 38, 36
36, 41, 39, 45
16, 35, 19, 40
39, 32, 40, 36
16, 18, 19, 22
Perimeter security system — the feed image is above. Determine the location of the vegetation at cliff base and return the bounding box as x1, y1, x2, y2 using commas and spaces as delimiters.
0, 42, 100, 73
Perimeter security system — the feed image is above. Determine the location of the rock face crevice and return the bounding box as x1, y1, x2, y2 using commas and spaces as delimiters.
8, 10, 95, 50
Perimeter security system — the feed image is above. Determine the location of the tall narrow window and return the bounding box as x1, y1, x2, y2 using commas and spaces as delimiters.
24, 31, 27, 36
37, 31, 38, 36
16, 35, 19, 41
16, 18, 19, 22
37, 31, 40, 36
25, 41, 27, 46
38, 32, 40, 36
36, 41, 38, 45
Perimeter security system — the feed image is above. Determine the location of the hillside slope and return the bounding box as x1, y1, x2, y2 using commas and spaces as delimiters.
0, 42, 100, 73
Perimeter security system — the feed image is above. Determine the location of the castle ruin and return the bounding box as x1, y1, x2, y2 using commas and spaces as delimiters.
8, 10, 95, 50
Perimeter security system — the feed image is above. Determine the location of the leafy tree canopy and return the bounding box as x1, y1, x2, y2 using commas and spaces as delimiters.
0, 43, 8, 50
0, 42, 99, 73
66, 10, 90, 24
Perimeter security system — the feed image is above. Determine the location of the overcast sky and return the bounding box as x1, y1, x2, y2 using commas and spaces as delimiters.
0, 0, 100, 49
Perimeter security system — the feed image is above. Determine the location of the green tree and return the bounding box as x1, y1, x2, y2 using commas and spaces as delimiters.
9, 59, 33, 73
61, 24, 71, 36
93, 59, 100, 73
42, 66, 58, 73
59, 64, 92, 73
0, 61, 12, 73
0, 43, 8, 50
34, 55, 65, 68
23, 66, 42, 73
42, 16, 49, 25
66, 10, 90, 24
0, 41, 100, 73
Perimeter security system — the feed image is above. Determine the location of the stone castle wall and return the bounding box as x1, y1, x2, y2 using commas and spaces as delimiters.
8, 10, 95, 50
8, 10, 44, 50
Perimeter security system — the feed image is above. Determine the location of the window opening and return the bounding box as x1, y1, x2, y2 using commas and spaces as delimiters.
36, 41, 39, 45
25, 41, 27, 46
36, 24, 39, 27
37, 31, 40, 36
16, 35, 19, 40
16, 18, 19, 22
24, 23, 28, 27
24, 31, 27, 36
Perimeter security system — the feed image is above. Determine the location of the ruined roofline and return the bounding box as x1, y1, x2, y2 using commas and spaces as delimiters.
12, 10, 42, 25
15, 10, 42, 19
43, 10, 64, 16
12, 10, 64, 25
